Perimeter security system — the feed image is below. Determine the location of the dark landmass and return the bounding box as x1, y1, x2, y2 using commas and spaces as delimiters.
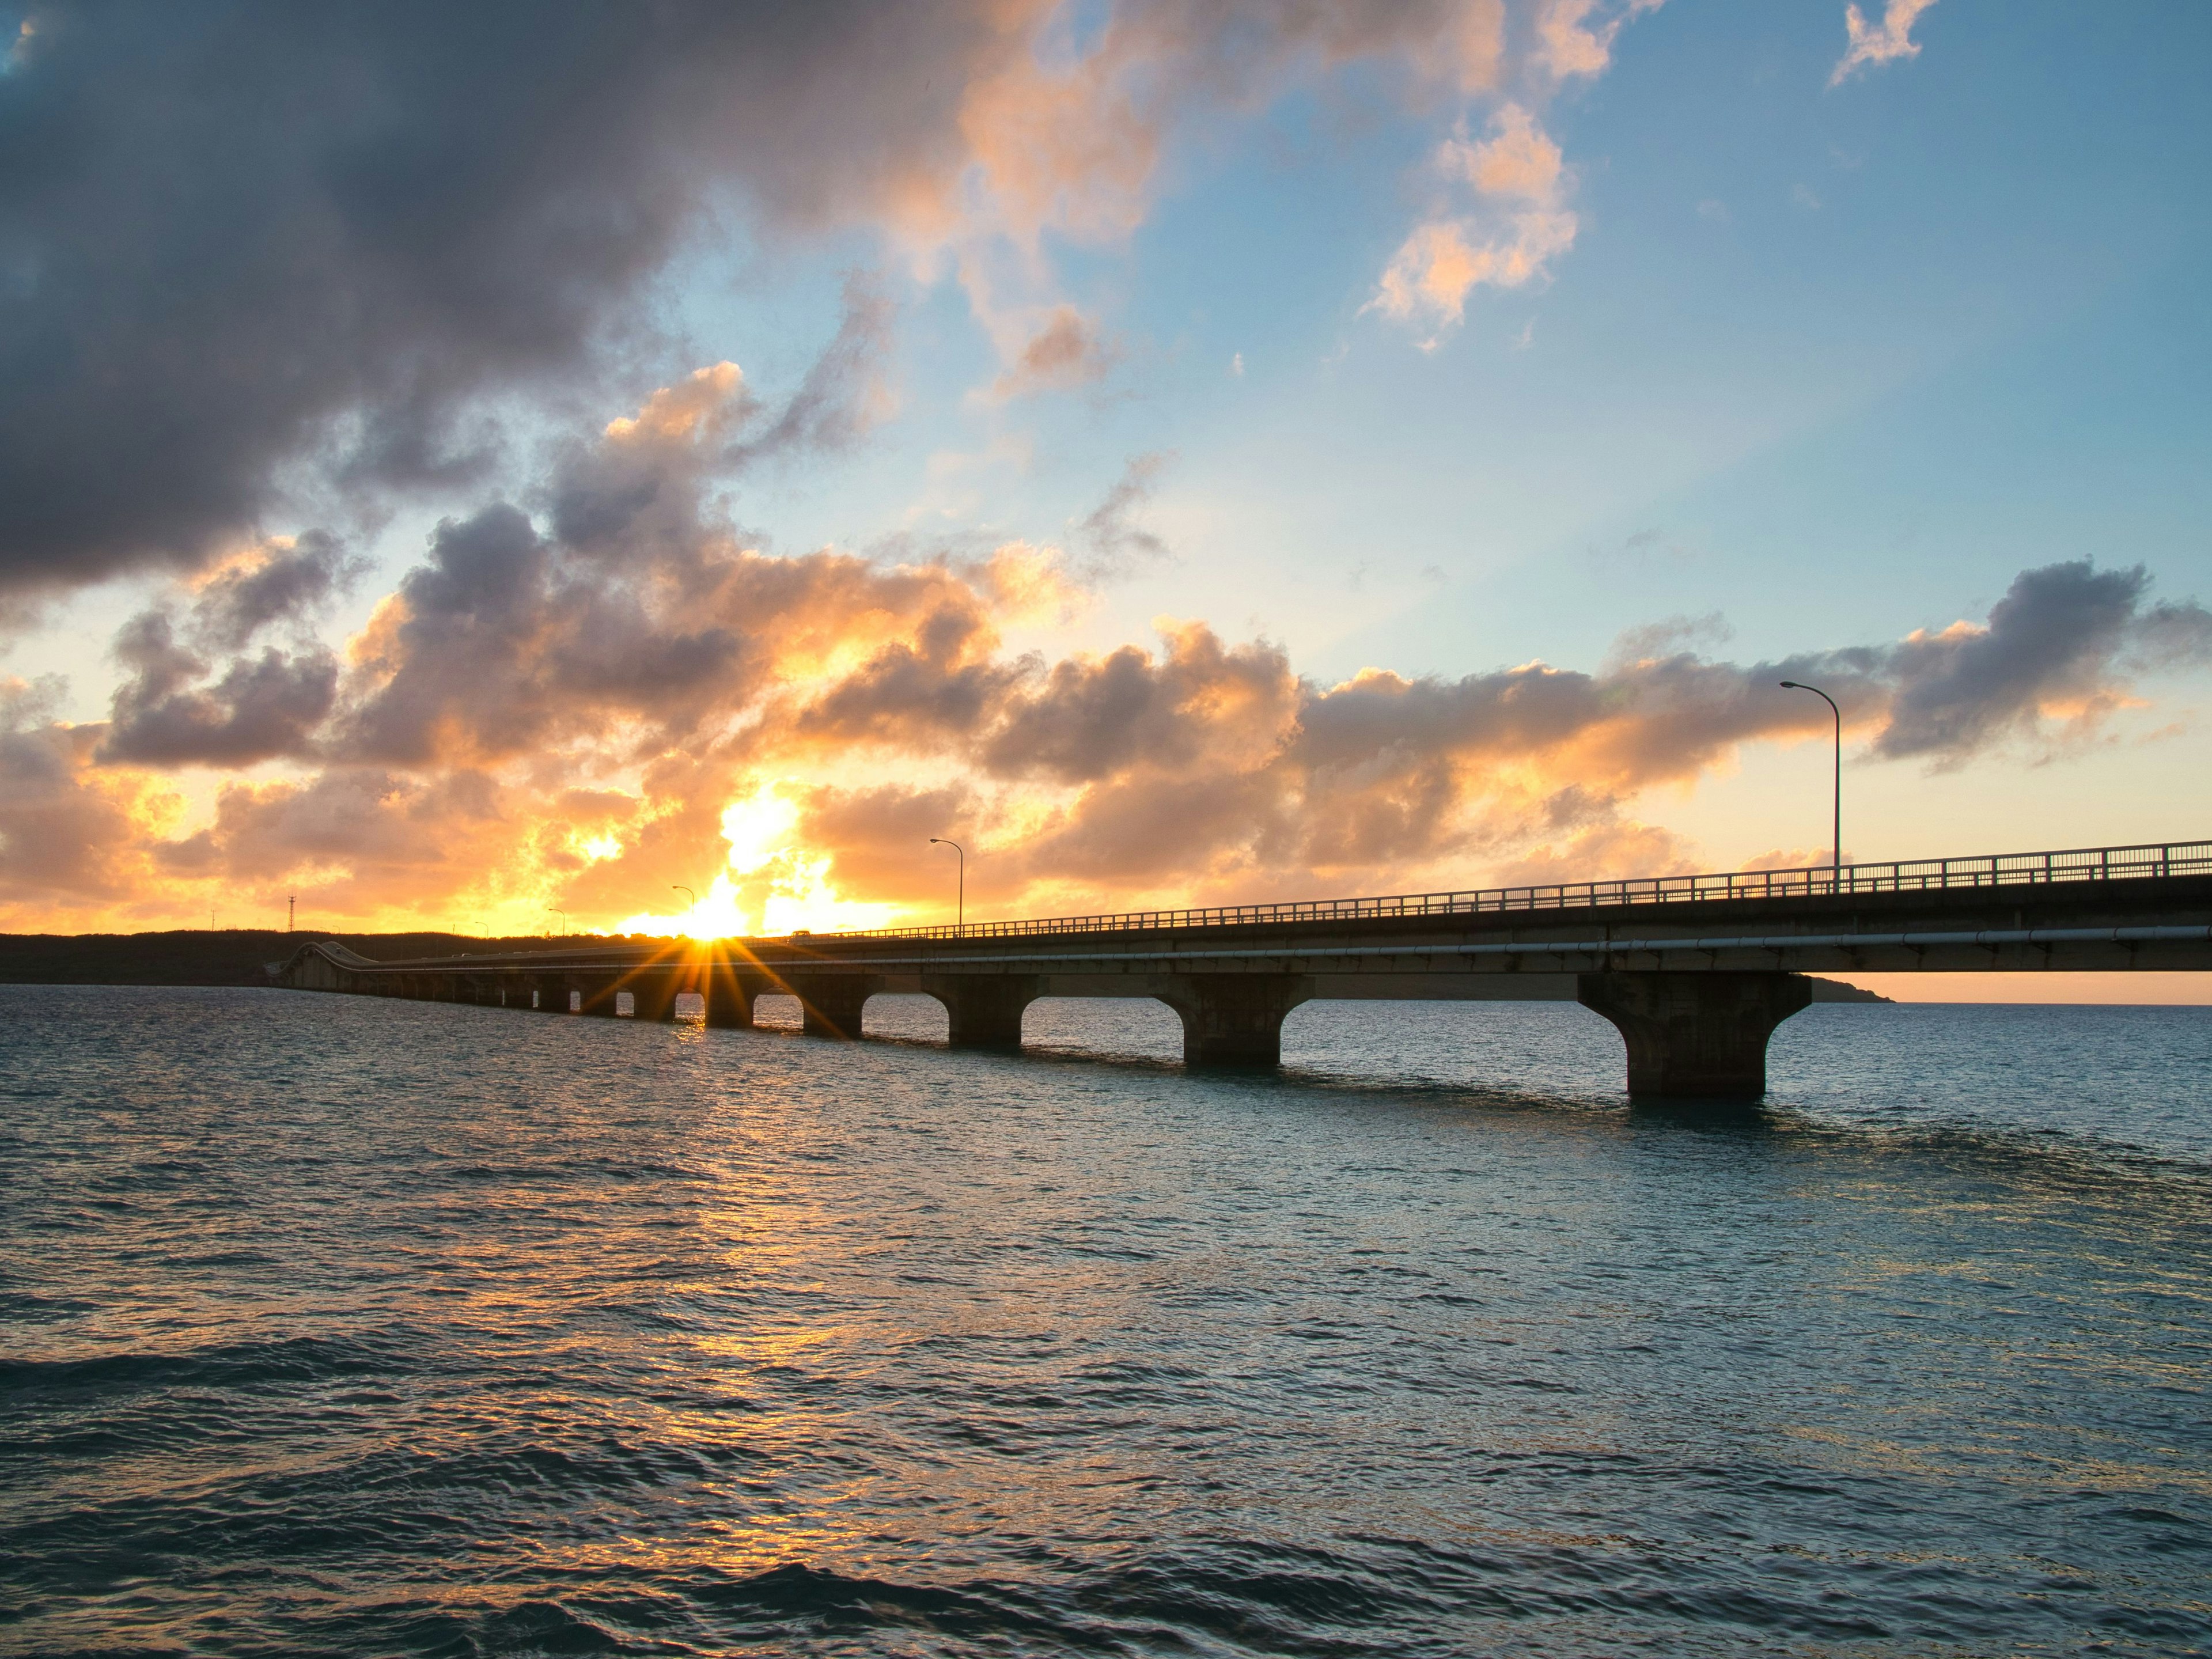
0, 930, 1892, 1002
1807, 978, 1891, 1003
0, 930, 675, 987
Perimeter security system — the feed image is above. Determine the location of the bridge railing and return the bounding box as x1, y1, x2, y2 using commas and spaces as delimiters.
802, 839, 2212, 943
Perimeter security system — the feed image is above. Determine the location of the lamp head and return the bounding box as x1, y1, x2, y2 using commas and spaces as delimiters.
1779, 680, 1801, 689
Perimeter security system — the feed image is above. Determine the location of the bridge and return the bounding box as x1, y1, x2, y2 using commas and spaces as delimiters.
272, 838, 2212, 1098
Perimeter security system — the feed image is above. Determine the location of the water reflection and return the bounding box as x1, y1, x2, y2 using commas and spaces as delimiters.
1, 985, 2207, 1656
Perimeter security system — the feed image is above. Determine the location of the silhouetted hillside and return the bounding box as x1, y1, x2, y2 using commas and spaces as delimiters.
0, 931, 675, 987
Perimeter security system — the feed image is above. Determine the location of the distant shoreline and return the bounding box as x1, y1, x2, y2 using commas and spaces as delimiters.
0, 929, 671, 988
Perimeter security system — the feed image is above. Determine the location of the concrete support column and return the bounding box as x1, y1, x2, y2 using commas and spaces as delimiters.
789, 976, 872, 1039
1160, 974, 1311, 1067
925, 974, 1040, 1048
575, 975, 623, 1017
1576, 971, 1812, 1099
702, 975, 755, 1029
630, 976, 682, 1022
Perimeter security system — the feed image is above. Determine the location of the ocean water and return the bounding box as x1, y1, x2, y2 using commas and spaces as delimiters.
2, 984, 2209, 1657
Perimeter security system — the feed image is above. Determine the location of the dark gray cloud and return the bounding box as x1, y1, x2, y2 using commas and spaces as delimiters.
0, 1, 997, 593
92, 531, 358, 765
188, 532, 364, 653
982, 629, 1298, 784
1876, 561, 2212, 761
97, 611, 338, 767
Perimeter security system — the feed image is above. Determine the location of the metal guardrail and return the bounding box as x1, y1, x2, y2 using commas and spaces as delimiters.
797, 839, 2212, 944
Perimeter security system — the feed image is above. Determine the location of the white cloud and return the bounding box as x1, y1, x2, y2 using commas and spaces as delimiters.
1831, 0, 1938, 85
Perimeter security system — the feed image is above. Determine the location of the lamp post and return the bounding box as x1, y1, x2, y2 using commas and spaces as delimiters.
929, 838, 964, 934
549, 907, 568, 937
672, 884, 697, 937
1779, 680, 1842, 893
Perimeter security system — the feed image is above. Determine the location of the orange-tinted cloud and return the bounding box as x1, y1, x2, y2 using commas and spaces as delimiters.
1831, 0, 1938, 86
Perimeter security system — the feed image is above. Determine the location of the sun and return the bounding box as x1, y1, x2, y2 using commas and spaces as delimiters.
617, 782, 899, 939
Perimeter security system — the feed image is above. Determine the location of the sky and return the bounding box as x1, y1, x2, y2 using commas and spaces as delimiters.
2, 0, 2209, 999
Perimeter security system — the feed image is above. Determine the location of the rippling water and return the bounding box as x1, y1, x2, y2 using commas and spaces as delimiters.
3, 985, 2209, 1656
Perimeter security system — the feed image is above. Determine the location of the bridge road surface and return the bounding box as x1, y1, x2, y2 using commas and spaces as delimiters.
273, 839, 2212, 1099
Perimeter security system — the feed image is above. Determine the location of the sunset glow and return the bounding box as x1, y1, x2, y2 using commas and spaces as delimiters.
618, 783, 900, 940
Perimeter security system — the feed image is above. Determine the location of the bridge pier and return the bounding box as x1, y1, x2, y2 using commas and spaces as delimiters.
576, 975, 623, 1017
1576, 971, 1812, 1099
1160, 974, 1311, 1067
702, 974, 754, 1028
926, 974, 1040, 1048
630, 977, 683, 1022
791, 977, 871, 1039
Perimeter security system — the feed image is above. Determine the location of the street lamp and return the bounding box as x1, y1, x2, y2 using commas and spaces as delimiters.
928, 838, 964, 934
1779, 681, 1842, 893
672, 884, 697, 936
548, 907, 569, 936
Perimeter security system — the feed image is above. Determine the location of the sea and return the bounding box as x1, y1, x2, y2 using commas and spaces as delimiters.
2, 984, 2209, 1657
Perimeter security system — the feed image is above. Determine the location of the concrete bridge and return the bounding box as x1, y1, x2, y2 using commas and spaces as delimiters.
272, 839, 2212, 1098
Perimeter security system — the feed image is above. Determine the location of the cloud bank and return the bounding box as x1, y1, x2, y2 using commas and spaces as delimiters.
4, 351, 2203, 933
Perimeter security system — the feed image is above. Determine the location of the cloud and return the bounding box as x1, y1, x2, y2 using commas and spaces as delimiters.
1534, 0, 1665, 82
986, 305, 1120, 401
99, 618, 339, 768
1071, 452, 1175, 583
187, 532, 365, 653
93, 532, 360, 767
1368, 104, 1581, 341
1, 676, 182, 903
1369, 212, 1579, 342
1875, 562, 2211, 764
1444, 103, 1564, 200
1831, 0, 1938, 85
